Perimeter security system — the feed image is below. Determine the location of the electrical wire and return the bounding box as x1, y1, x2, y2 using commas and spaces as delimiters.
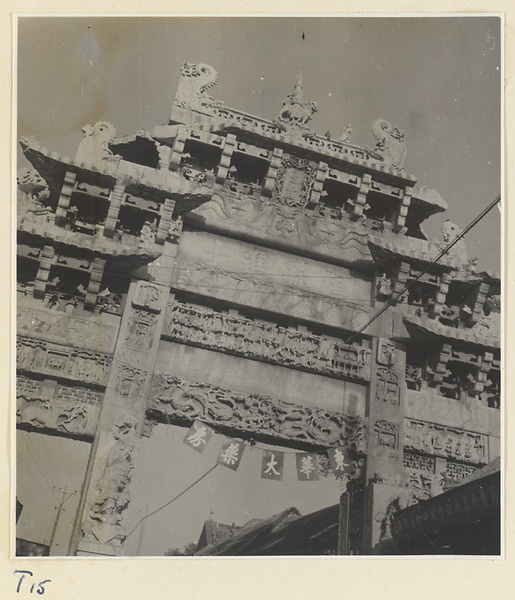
345, 195, 501, 344
124, 463, 220, 541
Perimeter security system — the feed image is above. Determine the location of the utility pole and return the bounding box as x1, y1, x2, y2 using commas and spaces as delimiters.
48, 487, 76, 555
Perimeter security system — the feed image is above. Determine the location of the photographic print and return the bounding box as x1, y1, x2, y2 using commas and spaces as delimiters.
15, 15, 501, 557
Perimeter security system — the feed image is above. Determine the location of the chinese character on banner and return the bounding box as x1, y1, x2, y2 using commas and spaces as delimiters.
261, 450, 284, 481
183, 421, 214, 453
217, 438, 245, 471
327, 446, 352, 476
296, 452, 319, 481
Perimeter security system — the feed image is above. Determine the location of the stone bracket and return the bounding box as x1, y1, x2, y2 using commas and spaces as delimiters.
104, 182, 126, 238
55, 171, 77, 226
33, 245, 55, 299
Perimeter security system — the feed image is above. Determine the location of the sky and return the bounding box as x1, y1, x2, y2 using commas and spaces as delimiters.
16, 16, 502, 556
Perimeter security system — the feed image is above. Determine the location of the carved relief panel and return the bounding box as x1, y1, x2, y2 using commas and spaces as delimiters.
150, 373, 367, 451
164, 301, 372, 382
404, 418, 488, 465
271, 154, 318, 208
17, 335, 112, 386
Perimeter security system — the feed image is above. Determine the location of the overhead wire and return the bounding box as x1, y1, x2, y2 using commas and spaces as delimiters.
345, 195, 502, 344
125, 464, 220, 541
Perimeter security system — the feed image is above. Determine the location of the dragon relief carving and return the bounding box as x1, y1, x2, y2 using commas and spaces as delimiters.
150, 374, 366, 450
370, 118, 407, 172
174, 62, 225, 113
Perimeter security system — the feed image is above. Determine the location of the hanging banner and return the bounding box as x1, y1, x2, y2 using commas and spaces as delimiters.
296, 452, 319, 481
261, 450, 285, 481
183, 420, 214, 453
327, 446, 352, 476
217, 438, 245, 470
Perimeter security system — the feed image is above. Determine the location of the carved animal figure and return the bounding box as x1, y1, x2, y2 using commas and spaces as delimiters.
74, 121, 118, 169
174, 62, 224, 113
17, 399, 88, 433
441, 219, 468, 263
371, 118, 407, 171
277, 71, 317, 129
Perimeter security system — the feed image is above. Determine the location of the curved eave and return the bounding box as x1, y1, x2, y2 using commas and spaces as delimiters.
20, 138, 214, 217
403, 315, 500, 351
17, 226, 161, 270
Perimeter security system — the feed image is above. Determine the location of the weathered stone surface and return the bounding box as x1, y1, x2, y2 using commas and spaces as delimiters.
17, 297, 120, 353
155, 340, 367, 416
173, 230, 372, 330
164, 300, 372, 381
404, 418, 488, 465
17, 335, 112, 386
149, 372, 366, 450
405, 390, 500, 437
189, 193, 372, 267
17, 395, 99, 439
80, 417, 139, 549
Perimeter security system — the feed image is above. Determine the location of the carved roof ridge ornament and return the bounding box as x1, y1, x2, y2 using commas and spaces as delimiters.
274, 70, 318, 137
75, 121, 121, 171
366, 118, 407, 174
174, 61, 225, 115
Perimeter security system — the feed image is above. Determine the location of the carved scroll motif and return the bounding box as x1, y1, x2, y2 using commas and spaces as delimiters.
164, 301, 372, 381
82, 417, 138, 547
404, 419, 488, 465
271, 155, 318, 208
17, 335, 112, 386
150, 373, 366, 450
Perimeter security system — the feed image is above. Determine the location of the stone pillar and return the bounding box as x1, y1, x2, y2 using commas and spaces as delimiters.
70, 238, 179, 556
361, 337, 407, 553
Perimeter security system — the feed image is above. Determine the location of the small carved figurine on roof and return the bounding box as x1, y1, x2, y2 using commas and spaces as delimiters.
75, 121, 119, 171
174, 62, 225, 114
17, 167, 51, 227
275, 71, 317, 136
369, 118, 407, 173
339, 123, 353, 143
441, 219, 468, 264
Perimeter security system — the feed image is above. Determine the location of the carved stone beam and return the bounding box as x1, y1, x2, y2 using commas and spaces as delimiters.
429, 271, 452, 319
33, 245, 55, 299
84, 258, 106, 311
349, 173, 371, 220
104, 182, 126, 238
215, 134, 237, 185
55, 171, 77, 226
262, 147, 284, 197
155, 198, 176, 244
169, 128, 188, 171
307, 161, 328, 209
392, 186, 412, 234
